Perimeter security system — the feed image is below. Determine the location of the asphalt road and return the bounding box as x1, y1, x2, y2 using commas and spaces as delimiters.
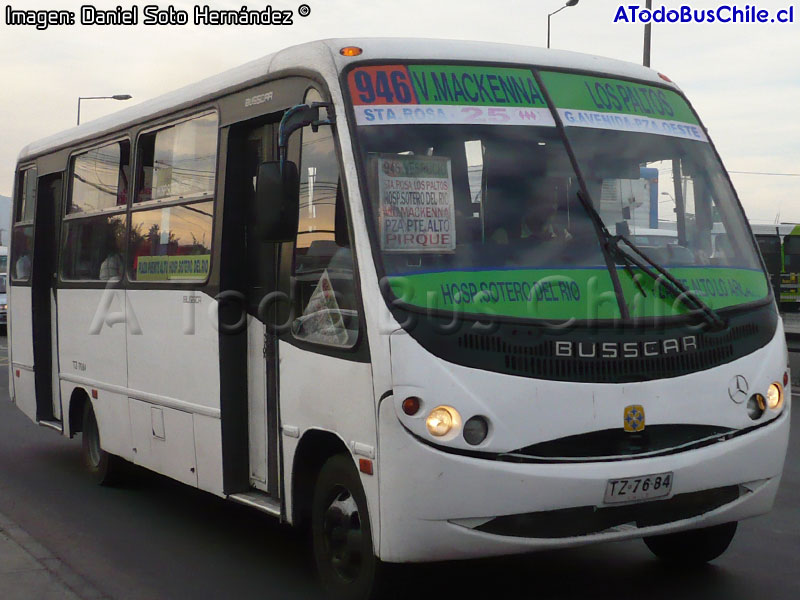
0, 337, 797, 600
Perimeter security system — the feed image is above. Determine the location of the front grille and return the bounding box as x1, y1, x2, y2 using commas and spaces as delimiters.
456, 322, 763, 383
474, 486, 743, 539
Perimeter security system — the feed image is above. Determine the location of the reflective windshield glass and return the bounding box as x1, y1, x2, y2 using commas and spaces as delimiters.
348, 64, 622, 321
347, 64, 768, 323
540, 71, 768, 315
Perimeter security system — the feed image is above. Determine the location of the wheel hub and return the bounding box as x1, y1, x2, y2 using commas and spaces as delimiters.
322, 486, 363, 582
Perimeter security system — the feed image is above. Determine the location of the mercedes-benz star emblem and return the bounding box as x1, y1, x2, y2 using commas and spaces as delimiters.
728, 375, 749, 404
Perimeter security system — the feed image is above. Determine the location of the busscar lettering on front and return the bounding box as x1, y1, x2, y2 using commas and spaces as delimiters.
554, 336, 698, 359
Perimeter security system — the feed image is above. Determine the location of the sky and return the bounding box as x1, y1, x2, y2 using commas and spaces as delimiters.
0, 0, 798, 224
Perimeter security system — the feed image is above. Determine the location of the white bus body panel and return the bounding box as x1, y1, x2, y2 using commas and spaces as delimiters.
247, 316, 268, 488
126, 289, 223, 495
278, 341, 377, 532
376, 326, 790, 562
9, 286, 35, 421
58, 288, 128, 388
126, 290, 220, 414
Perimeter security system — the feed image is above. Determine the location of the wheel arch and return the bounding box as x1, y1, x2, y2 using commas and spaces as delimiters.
290, 428, 352, 529
67, 386, 91, 439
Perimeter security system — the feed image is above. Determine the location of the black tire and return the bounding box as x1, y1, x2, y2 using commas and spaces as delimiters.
81, 401, 122, 486
644, 522, 737, 564
311, 454, 386, 600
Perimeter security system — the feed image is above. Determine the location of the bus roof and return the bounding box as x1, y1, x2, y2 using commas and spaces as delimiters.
17, 38, 675, 163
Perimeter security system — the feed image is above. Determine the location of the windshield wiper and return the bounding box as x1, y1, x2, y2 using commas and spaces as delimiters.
609, 234, 726, 330
575, 191, 726, 330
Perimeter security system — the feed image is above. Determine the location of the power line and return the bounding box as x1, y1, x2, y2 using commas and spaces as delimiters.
728, 170, 800, 177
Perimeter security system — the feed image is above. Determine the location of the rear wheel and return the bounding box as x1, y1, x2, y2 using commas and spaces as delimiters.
81, 401, 122, 485
644, 522, 737, 564
311, 454, 386, 600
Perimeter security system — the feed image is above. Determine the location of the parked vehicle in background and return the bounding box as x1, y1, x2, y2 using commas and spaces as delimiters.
0, 273, 6, 335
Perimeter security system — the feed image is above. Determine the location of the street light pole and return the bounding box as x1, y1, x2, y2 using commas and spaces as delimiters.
547, 0, 580, 49
643, 0, 652, 66
77, 94, 133, 125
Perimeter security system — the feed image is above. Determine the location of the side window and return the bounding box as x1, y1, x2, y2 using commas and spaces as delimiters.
15, 167, 37, 223
11, 226, 34, 282
291, 89, 359, 347
11, 167, 37, 282
128, 201, 213, 282
60, 141, 130, 281
61, 214, 127, 281
136, 113, 218, 203
69, 141, 130, 213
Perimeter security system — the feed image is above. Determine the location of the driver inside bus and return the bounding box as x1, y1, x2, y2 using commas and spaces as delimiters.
490, 179, 572, 245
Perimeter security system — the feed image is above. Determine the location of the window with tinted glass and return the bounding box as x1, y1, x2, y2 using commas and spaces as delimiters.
16, 167, 37, 222
291, 90, 358, 347
69, 141, 130, 214
11, 226, 33, 281
129, 201, 213, 281
61, 214, 127, 281
136, 113, 218, 203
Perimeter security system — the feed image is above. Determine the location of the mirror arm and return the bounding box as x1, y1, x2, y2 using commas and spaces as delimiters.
278, 102, 336, 169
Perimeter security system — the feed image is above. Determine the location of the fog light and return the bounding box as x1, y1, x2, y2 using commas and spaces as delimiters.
767, 383, 783, 410
426, 406, 461, 437
463, 416, 489, 445
747, 394, 766, 420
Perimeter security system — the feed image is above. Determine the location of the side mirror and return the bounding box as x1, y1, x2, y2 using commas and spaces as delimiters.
253, 161, 299, 242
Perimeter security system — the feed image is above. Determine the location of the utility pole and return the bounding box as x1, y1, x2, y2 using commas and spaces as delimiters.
643, 0, 652, 66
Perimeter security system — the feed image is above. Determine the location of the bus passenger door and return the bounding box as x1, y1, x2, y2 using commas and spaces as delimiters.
224, 116, 283, 496
31, 173, 62, 424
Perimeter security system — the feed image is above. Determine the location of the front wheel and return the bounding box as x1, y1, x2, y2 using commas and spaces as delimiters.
644, 522, 737, 564
81, 401, 123, 485
311, 454, 386, 600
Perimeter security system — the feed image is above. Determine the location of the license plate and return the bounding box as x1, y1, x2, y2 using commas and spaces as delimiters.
604, 472, 673, 504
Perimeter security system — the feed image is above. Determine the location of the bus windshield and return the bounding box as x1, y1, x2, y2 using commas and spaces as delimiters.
347, 64, 769, 323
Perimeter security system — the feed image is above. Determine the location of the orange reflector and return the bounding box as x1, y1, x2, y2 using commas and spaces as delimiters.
15, 370, 20, 378
359, 458, 373, 475
402, 396, 421, 416
658, 72, 673, 82
340, 46, 363, 57
784, 371, 790, 387
92, 389, 98, 399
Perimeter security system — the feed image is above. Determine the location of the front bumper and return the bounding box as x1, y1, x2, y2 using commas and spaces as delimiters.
376, 400, 790, 563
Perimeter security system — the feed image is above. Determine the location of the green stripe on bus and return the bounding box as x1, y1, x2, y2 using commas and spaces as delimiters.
387, 266, 768, 319
407, 65, 548, 107
539, 71, 699, 124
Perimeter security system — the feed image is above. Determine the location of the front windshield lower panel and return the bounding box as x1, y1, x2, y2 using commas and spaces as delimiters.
345, 63, 769, 327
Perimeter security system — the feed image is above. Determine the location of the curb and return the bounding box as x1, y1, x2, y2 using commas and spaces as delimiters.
0, 511, 109, 600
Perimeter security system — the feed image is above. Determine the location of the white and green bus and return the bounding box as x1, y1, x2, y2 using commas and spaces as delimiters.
8, 39, 790, 599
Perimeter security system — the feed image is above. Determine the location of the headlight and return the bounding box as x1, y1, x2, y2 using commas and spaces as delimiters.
426, 406, 461, 437
767, 383, 784, 411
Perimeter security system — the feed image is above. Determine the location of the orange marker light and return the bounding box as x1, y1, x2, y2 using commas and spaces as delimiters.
658, 73, 673, 82
92, 389, 98, 399
784, 371, 789, 387
340, 46, 363, 57
359, 458, 373, 475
